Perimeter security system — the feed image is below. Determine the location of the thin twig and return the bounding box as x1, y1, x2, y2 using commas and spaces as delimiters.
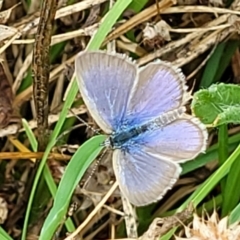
32, 0, 58, 151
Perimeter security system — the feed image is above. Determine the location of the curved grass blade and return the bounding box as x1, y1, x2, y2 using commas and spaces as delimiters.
218, 124, 228, 192
179, 143, 240, 211
200, 42, 226, 88
39, 135, 105, 240
22, 119, 38, 150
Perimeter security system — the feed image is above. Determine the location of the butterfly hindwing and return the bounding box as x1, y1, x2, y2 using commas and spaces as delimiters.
112, 148, 181, 206
134, 114, 208, 162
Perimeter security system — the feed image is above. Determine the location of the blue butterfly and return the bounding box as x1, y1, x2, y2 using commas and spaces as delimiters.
75, 51, 208, 206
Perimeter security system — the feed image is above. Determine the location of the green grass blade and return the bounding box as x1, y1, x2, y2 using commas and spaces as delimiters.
22, 119, 38, 151
39, 135, 105, 240
179, 143, 240, 211
128, 0, 149, 12
22, 117, 75, 233
87, 0, 132, 50
218, 124, 228, 197
229, 203, 240, 224
200, 42, 226, 88
222, 153, 240, 216
214, 41, 239, 83
0, 228, 13, 240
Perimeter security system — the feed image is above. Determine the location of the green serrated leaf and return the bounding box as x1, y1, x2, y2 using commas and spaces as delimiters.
191, 83, 240, 126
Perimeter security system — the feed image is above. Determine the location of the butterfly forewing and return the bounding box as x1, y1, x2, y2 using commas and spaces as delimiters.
125, 61, 190, 126
75, 51, 137, 133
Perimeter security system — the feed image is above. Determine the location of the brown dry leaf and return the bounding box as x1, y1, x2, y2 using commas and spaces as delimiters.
143, 20, 171, 49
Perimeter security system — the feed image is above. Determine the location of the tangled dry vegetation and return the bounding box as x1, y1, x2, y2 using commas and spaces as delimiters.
0, 0, 240, 239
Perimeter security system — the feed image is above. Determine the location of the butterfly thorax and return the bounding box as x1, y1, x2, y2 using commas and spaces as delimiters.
109, 124, 150, 149
104, 107, 186, 149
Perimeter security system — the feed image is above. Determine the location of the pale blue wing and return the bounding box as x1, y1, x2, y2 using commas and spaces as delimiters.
134, 115, 208, 162
125, 61, 190, 126
112, 148, 181, 206
75, 51, 137, 133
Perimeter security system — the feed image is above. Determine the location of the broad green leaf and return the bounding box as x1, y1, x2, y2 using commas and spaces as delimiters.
191, 83, 240, 126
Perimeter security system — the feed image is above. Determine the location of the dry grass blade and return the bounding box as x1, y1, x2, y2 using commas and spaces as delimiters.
137, 10, 238, 66
104, 0, 176, 45
0, 152, 71, 161
140, 204, 194, 240
0, 25, 19, 42
64, 181, 119, 240
0, 61, 13, 128
0, 3, 20, 24
122, 196, 138, 238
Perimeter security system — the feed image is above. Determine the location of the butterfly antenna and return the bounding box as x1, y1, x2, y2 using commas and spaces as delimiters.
55, 108, 100, 144
68, 108, 100, 135
82, 148, 108, 189
56, 123, 85, 143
